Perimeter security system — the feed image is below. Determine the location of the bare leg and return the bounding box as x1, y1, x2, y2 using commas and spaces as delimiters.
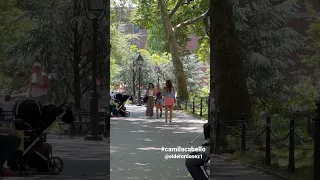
165, 105, 168, 122
169, 105, 173, 122
156, 104, 159, 117
159, 105, 163, 117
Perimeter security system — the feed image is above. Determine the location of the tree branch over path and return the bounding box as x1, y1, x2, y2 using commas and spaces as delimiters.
174, 9, 209, 31
169, 0, 185, 18
63, 77, 74, 95
79, 57, 92, 70
80, 67, 92, 79
81, 82, 91, 95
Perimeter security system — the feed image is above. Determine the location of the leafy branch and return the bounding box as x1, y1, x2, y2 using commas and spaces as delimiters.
174, 9, 209, 31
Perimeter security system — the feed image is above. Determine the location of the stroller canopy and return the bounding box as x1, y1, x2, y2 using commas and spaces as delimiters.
14, 98, 70, 132
14, 98, 43, 128
114, 93, 133, 103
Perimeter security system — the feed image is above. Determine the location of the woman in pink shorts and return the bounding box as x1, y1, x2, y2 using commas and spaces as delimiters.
162, 80, 175, 123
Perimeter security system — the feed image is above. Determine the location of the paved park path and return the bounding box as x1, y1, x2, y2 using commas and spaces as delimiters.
110, 105, 205, 180
111, 105, 281, 180
7, 134, 110, 180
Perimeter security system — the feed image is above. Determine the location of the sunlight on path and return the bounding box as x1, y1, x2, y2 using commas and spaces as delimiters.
110, 105, 205, 180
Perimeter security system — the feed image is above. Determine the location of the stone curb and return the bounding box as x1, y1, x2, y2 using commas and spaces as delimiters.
213, 155, 290, 180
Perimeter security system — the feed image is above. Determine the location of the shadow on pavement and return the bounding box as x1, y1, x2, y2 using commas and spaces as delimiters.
110, 105, 206, 180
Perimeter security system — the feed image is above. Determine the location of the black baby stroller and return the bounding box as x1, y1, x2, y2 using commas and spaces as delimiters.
13, 98, 74, 175
114, 93, 132, 117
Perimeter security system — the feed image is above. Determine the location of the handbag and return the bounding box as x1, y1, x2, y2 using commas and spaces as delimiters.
143, 95, 148, 103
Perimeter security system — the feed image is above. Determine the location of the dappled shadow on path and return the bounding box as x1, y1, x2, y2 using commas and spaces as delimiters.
110, 105, 205, 180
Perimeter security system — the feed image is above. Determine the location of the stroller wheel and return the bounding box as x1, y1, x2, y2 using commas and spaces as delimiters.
48, 156, 64, 175
125, 111, 130, 117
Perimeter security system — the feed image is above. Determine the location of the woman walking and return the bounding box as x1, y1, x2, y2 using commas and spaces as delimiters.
162, 80, 175, 123
146, 83, 155, 119
155, 84, 163, 118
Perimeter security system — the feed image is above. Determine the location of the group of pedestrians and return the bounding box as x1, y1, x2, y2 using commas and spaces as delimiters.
145, 80, 175, 123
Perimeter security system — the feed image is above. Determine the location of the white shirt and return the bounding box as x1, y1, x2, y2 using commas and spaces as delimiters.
148, 89, 154, 96
2, 101, 15, 121
31, 72, 48, 97
110, 93, 116, 99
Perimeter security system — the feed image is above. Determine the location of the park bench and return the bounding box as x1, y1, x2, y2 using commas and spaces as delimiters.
58, 109, 107, 139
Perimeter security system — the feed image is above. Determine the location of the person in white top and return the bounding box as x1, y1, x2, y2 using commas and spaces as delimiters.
1, 95, 15, 128
26, 62, 50, 105
118, 81, 126, 93
110, 92, 116, 100
145, 83, 155, 119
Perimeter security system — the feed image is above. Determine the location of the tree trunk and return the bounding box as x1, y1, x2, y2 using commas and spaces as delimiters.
209, 2, 215, 154
158, 0, 189, 100
211, 0, 252, 149
104, 0, 111, 137
73, 62, 81, 108
72, 0, 81, 109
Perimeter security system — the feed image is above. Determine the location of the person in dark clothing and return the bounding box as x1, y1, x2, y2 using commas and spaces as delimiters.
203, 122, 210, 146
0, 125, 21, 176
185, 144, 210, 180
185, 151, 209, 180
185, 123, 210, 180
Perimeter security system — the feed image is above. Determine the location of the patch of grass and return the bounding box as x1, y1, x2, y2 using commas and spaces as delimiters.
224, 145, 314, 180
174, 107, 208, 120
185, 110, 208, 120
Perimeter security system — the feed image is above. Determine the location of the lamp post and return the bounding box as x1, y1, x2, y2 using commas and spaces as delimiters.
156, 66, 161, 85
137, 53, 144, 106
84, 0, 106, 141
132, 57, 136, 104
